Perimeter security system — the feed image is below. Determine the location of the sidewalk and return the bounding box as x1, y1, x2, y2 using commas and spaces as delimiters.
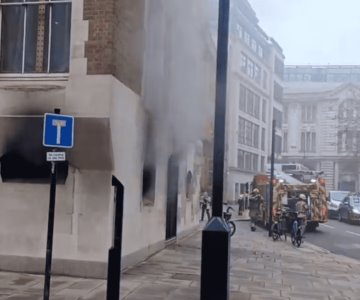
1, 221, 360, 299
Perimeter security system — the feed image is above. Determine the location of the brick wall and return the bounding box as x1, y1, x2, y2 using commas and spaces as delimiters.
83, 0, 115, 74
83, 0, 145, 95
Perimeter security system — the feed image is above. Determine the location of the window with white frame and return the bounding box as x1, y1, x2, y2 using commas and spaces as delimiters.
301, 104, 317, 123
239, 84, 261, 119
251, 38, 257, 51
244, 31, 250, 45
0, 0, 72, 74
300, 131, 316, 153
238, 116, 259, 149
237, 149, 258, 171
283, 131, 288, 152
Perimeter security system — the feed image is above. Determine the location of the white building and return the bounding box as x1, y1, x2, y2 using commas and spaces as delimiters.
225, 0, 284, 202
283, 65, 360, 192
0, 0, 216, 278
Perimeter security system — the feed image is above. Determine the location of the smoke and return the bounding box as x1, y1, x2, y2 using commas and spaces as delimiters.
142, 0, 218, 161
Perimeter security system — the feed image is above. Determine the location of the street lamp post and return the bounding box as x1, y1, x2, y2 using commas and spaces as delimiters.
268, 120, 276, 237
200, 1, 230, 299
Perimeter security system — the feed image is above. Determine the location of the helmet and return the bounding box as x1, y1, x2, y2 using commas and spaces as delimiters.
253, 188, 260, 194
299, 194, 306, 200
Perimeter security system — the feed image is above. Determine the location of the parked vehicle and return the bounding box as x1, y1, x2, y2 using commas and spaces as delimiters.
251, 164, 328, 232
328, 190, 350, 219
338, 194, 360, 224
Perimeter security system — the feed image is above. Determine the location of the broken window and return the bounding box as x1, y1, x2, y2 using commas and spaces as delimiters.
0, 0, 72, 74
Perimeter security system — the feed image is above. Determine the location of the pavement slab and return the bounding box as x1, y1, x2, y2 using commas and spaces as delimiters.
1, 222, 360, 299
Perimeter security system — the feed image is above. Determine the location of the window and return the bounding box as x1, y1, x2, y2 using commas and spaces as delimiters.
262, 99, 267, 122
254, 65, 261, 83
244, 31, 250, 45
300, 132, 316, 153
241, 54, 247, 72
261, 128, 265, 151
283, 105, 288, 124
254, 94, 260, 119
273, 108, 282, 128
240, 53, 261, 83
283, 131, 288, 152
238, 117, 260, 149
239, 84, 246, 109
262, 70, 267, 89
258, 45, 263, 58
339, 99, 360, 121
251, 38, 257, 51
253, 124, 259, 148
338, 130, 360, 153
275, 135, 282, 155
0, 0, 72, 74
274, 57, 284, 79
273, 81, 283, 102
301, 104, 317, 123
239, 85, 261, 119
237, 149, 258, 171
236, 23, 243, 39
237, 149, 245, 169
247, 59, 254, 78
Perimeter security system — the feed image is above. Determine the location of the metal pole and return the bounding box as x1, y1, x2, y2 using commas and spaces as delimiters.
268, 119, 276, 237
201, 1, 230, 299
43, 108, 60, 300
211, 0, 230, 218
106, 176, 125, 300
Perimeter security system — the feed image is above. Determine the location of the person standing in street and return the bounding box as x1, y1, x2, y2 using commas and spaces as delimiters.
200, 192, 211, 221
238, 194, 244, 215
249, 188, 263, 231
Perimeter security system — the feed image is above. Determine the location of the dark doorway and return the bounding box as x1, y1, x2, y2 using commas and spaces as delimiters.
166, 154, 179, 240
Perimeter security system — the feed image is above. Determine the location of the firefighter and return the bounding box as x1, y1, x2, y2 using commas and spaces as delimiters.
238, 194, 244, 215
249, 188, 263, 231
200, 192, 211, 221
296, 193, 308, 218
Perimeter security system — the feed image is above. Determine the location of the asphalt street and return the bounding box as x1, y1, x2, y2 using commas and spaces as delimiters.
305, 219, 360, 261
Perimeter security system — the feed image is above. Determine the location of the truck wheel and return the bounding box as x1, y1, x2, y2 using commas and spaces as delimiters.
306, 222, 317, 232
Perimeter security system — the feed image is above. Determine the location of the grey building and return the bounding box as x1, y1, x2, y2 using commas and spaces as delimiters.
225, 0, 284, 202
283, 65, 360, 192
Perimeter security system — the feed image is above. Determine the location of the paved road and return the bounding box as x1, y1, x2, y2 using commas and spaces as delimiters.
305, 219, 360, 261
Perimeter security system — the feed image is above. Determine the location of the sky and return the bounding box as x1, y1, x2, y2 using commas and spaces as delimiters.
248, 0, 360, 65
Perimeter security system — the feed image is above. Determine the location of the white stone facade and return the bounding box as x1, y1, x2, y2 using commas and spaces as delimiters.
0, 0, 214, 278
283, 81, 360, 193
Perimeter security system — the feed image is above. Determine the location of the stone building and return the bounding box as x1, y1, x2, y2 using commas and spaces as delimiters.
0, 0, 216, 277
283, 65, 360, 192
225, 0, 284, 202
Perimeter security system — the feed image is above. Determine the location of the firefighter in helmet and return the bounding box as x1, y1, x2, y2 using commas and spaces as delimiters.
249, 188, 263, 231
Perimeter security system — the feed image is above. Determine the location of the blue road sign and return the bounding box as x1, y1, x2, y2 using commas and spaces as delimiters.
43, 113, 74, 148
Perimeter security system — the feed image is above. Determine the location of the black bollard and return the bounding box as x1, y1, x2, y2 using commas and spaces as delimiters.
106, 176, 124, 300
200, 1, 230, 299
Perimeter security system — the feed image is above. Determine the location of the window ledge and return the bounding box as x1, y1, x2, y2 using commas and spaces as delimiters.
0, 73, 69, 82
0, 74, 69, 91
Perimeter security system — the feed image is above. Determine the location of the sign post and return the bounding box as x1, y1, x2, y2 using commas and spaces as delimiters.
42, 108, 74, 300
268, 120, 276, 237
